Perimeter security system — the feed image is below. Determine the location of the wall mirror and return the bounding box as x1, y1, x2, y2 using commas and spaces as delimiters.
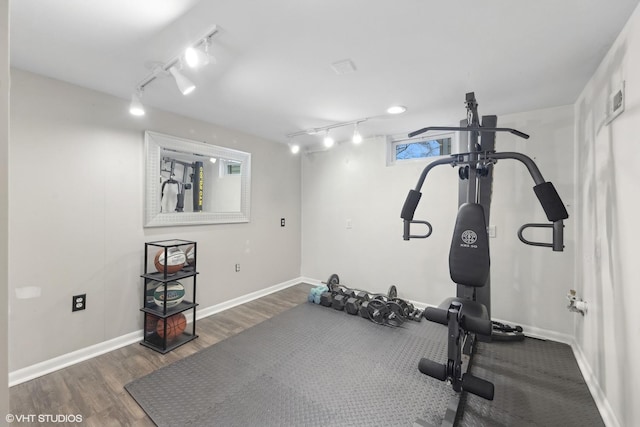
144, 131, 251, 227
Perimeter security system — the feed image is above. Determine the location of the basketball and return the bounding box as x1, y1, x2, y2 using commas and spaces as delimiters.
154, 247, 186, 274
145, 314, 160, 335
184, 245, 196, 266
153, 281, 186, 308
145, 280, 162, 306
156, 313, 187, 341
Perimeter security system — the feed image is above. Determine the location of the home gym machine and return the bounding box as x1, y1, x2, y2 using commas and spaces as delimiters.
401, 93, 568, 425
160, 157, 204, 213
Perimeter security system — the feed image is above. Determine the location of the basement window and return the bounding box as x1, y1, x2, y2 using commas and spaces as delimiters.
219, 159, 242, 176
389, 133, 454, 165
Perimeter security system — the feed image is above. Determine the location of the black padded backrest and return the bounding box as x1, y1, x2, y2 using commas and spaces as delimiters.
449, 203, 490, 287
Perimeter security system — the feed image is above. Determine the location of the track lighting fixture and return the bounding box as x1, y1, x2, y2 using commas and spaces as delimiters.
129, 89, 145, 116
169, 65, 196, 95
286, 104, 408, 151
129, 25, 218, 116
286, 118, 369, 152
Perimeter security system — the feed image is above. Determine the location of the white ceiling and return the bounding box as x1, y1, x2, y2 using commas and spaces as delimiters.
10, 0, 640, 149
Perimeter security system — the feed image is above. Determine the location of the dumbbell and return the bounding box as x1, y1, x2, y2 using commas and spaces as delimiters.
332, 287, 355, 311
358, 293, 379, 318
407, 308, 423, 322
345, 291, 369, 315
320, 291, 333, 307
319, 274, 341, 307
332, 293, 348, 310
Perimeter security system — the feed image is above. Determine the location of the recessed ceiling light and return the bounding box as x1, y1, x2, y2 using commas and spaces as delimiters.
387, 105, 407, 115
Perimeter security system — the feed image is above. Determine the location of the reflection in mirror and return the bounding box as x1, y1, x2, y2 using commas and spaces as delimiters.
144, 131, 251, 227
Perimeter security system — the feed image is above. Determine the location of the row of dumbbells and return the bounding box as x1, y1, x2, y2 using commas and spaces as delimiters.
309, 274, 423, 327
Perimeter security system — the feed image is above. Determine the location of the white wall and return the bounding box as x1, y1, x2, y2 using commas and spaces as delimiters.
302, 136, 458, 304
490, 106, 574, 334
573, 4, 640, 426
8, 70, 301, 371
1, 0, 10, 418
301, 104, 574, 336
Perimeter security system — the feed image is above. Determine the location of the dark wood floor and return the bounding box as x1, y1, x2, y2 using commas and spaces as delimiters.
9, 283, 312, 427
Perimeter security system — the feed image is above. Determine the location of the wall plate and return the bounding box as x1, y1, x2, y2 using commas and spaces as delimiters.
605, 80, 625, 125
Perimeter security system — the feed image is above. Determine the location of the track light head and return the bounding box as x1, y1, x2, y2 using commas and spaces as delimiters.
290, 144, 300, 154
169, 66, 196, 95
185, 39, 215, 68
323, 131, 335, 148
352, 123, 363, 144
129, 90, 145, 116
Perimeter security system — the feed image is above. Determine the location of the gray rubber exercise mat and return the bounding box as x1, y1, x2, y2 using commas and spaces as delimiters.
126, 302, 603, 426
126, 303, 455, 426
457, 336, 604, 426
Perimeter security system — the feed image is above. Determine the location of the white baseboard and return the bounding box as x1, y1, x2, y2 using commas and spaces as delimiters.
570, 340, 620, 427
492, 317, 574, 345
9, 330, 143, 387
195, 277, 312, 319
9, 277, 307, 387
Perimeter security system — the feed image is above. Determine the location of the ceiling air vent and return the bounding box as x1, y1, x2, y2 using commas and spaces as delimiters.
331, 59, 357, 75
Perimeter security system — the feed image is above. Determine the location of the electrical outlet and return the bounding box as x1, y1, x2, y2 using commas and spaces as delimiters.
235, 263, 240, 272
281, 218, 285, 227
72, 294, 86, 312
488, 225, 496, 238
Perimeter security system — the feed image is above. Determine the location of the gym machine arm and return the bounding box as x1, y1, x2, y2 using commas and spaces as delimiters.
408, 125, 530, 140
401, 150, 568, 251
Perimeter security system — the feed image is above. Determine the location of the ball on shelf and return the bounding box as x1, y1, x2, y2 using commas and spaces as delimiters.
154, 247, 186, 275
156, 313, 187, 341
184, 245, 196, 266
145, 314, 160, 335
153, 281, 186, 308
146, 280, 162, 306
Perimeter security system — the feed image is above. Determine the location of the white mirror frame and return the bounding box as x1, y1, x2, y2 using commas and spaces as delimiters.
144, 131, 251, 227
